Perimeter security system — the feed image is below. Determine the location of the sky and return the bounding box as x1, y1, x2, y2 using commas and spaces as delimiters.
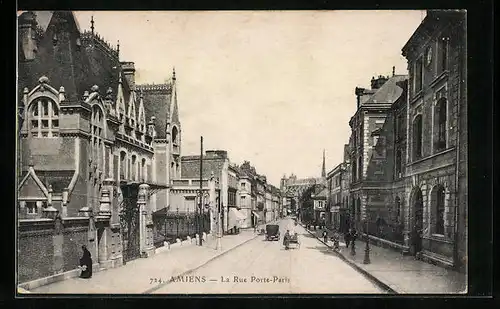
73, 10, 425, 187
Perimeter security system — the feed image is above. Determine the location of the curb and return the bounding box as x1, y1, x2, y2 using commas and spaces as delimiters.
299, 223, 399, 294
142, 233, 260, 294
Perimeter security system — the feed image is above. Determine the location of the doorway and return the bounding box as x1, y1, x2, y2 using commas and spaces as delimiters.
411, 187, 424, 255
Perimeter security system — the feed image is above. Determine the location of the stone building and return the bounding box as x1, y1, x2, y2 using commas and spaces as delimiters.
180, 150, 245, 234
326, 162, 349, 231
348, 72, 408, 245
237, 174, 253, 228
17, 11, 173, 284
401, 10, 467, 271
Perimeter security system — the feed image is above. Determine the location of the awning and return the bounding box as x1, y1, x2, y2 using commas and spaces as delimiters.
230, 208, 246, 221
251, 211, 260, 218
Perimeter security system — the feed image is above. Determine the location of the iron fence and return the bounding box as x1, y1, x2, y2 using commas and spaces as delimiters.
153, 209, 211, 248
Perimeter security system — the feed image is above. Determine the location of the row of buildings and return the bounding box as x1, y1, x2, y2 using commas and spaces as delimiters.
288, 10, 467, 272
16, 11, 282, 285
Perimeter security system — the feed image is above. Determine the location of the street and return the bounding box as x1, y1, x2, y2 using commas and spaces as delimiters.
149, 218, 385, 294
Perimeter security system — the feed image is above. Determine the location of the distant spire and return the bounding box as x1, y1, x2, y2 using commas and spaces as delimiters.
172, 67, 176, 81
91, 15, 95, 34
117, 40, 120, 58
321, 149, 326, 178
392, 66, 395, 76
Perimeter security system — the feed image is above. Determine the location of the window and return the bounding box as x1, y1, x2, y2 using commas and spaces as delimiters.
357, 156, 362, 181
120, 151, 126, 179
412, 115, 423, 160
91, 105, 105, 177
414, 58, 423, 93
131, 155, 137, 181
395, 197, 401, 222
438, 37, 449, 73
241, 183, 246, 189
435, 98, 447, 151
26, 201, 37, 214
172, 126, 179, 144
395, 148, 402, 178
435, 186, 445, 235
373, 136, 386, 159
29, 98, 59, 137
141, 158, 146, 182
352, 159, 357, 182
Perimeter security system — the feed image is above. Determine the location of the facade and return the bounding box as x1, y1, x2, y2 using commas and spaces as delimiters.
180, 150, 245, 234
238, 175, 253, 228
401, 10, 467, 271
348, 73, 408, 245
17, 11, 174, 283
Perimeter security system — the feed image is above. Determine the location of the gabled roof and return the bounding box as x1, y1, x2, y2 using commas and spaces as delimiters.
363, 75, 408, 105
138, 83, 173, 139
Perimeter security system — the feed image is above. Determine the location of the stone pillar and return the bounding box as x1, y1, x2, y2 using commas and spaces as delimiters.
138, 183, 154, 256
61, 188, 69, 218
99, 188, 112, 217
43, 185, 59, 220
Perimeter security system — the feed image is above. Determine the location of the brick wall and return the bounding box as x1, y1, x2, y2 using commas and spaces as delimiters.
18, 218, 91, 284
62, 227, 88, 272
18, 229, 54, 283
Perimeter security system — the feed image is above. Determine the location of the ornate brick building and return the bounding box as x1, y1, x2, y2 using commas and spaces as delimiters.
17, 11, 177, 284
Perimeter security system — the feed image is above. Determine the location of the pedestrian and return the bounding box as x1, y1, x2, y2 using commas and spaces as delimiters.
332, 230, 340, 251
322, 229, 328, 243
344, 229, 352, 248
79, 245, 92, 279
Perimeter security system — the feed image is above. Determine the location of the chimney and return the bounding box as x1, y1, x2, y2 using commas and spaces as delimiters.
371, 75, 389, 90
121, 62, 136, 89
18, 11, 38, 61
355, 87, 365, 109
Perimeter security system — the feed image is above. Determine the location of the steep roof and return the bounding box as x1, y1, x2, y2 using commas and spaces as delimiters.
364, 75, 408, 104
18, 11, 120, 103
138, 83, 173, 139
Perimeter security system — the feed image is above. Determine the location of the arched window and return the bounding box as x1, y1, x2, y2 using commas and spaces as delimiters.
395, 197, 401, 222
130, 155, 137, 181
120, 151, 126, 179
172, 126, 179, 144
357, 156, 362, 181
412, 115, 423, 160
395, 148, 402, 178
433, 186, 445, 235
141, 158, 146, 182
352, 160, 357, 182
435, 98, 447, 151
90, 105, 105, 173
29, 98, 59, 137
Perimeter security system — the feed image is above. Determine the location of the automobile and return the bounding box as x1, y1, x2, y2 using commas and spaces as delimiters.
265, 224, 280, 241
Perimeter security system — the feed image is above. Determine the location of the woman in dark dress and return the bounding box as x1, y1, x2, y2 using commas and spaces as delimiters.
79, 245, 93, 279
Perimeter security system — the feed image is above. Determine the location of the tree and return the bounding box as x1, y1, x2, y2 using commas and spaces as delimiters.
299, 185, 316, 224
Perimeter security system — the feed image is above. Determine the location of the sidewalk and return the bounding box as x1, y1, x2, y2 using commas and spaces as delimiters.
24, 230, 259, 294
302, 224, 467, 294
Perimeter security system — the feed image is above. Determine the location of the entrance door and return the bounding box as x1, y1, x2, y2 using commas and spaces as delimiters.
120, 186, 141, 263
412, 187, 424, 254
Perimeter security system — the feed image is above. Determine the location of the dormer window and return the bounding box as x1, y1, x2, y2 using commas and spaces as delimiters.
29, 98, 59, 137
172, 126, 179, 145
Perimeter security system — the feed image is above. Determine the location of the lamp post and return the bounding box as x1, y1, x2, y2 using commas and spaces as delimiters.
176, 207, 179, 238
363, 220, 371, 264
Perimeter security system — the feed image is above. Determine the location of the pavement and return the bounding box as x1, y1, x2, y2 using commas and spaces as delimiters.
151, 218, 386, 294
26, 228, 261, 294
305, 226, 467, 294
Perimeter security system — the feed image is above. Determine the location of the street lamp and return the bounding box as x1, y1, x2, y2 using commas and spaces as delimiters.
363, 220, 371, 264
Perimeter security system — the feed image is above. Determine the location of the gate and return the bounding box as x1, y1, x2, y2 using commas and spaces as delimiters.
119, 186, 141, 263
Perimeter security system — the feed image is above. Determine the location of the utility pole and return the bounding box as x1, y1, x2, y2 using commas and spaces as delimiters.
198, 136, 203, 246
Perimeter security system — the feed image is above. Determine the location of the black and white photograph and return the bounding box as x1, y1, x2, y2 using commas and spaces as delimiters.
16, 10, 468, 295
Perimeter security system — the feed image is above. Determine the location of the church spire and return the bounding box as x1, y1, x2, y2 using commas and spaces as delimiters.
321, 149, 326, 178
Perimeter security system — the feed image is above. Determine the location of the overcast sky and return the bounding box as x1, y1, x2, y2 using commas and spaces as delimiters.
73, 10, 424, 187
